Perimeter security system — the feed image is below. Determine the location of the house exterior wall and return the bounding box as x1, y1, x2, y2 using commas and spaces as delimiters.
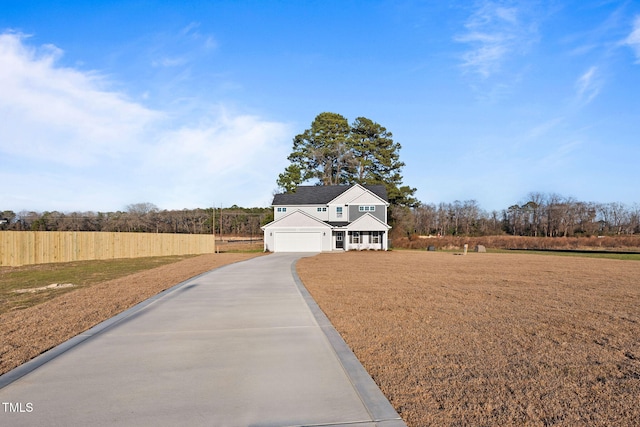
274, 205, 328, 221
327, 203, 348, 222
348, 204, 386, 223
329, 186, 364, 206
343, 213, 390, 251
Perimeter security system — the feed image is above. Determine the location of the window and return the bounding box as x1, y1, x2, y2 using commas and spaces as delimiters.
336, 206, 343, 218
277, 207, 287, 212
358, 205, 376, 212
350, 231, 360, 244
317, 207, 327, 212
372, 231, 381, 244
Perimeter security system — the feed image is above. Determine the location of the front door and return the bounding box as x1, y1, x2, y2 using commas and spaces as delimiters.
335, 232, 344, 249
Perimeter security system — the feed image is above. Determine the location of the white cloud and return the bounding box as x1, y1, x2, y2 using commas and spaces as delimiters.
151, 56, 188, 67
0, 32, 291, 211
0, 32, 162, 167
624, 15, 640, 63
456, 1, 539, 79
144, 109, 291, 208
149, 23, 218, 69
538, 139, 582, 168
575, 66, 601, 105
523, 117, 564, 142
181, 21, 217, 49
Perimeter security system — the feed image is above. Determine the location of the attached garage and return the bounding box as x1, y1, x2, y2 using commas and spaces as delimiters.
273, 231, 323, 252
262, 210, 332, 253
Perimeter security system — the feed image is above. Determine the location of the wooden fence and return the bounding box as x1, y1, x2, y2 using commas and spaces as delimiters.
0, 231, 216, 267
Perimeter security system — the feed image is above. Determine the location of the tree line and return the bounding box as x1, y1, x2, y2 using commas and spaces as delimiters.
0, 203, 272, 238
395, 193, 640, 238
3, 194, 638, 238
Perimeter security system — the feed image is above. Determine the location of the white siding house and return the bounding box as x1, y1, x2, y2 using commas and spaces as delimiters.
262, 184, 391, 252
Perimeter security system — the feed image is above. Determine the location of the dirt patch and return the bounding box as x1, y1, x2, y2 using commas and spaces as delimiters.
297, 251, 640, 427
13, 283, 76, 294
0, 253, 263, 375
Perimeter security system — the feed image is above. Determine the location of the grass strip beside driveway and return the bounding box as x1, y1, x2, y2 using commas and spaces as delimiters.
0, 255, 201, 315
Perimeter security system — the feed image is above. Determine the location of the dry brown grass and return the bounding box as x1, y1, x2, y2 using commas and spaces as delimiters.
395, 235, 640, 252
216, 239, 263, 252
297, 251, 640, 426
0, 253, 264, 376
0, 255, 202, 315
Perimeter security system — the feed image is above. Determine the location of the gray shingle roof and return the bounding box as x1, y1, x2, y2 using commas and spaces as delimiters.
272, 184, 388, 205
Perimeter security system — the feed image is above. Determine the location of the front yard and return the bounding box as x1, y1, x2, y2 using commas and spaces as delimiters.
298, 251, 640, 426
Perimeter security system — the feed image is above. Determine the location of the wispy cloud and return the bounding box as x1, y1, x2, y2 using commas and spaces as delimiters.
624, 15, 640, 63
524, 117, 564, 142
142, 22, 218, 69
144, 108, 291, 207
0, 32, 290, 211
575, 66, 602, 105
456, 1, 539, 79
566, 5, 636, 61
537, 139, 583, 170
0, 32, 161, 166
181, 22, 218, 50
151, 56, 188, 68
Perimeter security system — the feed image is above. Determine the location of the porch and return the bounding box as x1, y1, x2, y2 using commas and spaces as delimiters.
332, 230, 388, 251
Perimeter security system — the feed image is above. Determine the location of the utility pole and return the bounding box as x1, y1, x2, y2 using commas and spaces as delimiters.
219, 204, 223, 248
212, 203, 217, 254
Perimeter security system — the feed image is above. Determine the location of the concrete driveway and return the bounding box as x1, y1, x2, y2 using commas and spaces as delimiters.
0, 253, 405, 426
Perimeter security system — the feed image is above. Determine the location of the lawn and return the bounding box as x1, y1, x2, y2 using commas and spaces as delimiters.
297, 251, 640, 426
0, 255, 199, 315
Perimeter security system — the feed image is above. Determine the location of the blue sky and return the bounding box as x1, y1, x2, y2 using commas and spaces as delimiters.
1, 0, 639, 213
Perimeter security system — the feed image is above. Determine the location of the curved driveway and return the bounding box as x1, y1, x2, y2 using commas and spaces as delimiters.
0, 253, 405, 426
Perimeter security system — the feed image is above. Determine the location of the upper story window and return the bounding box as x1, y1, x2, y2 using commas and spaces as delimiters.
277, 207, 287, 212
316, 207, 327, 212
359, 206, 376, 212
336, 206, 343, 218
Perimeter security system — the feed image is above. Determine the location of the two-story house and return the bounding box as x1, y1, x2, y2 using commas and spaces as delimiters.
261, 184, 391, 252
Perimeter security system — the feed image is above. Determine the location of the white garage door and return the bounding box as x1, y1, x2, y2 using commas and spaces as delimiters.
274, 232, 322, 252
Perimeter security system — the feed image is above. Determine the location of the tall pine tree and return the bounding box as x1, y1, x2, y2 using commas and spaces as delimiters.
277, 112, 417, 207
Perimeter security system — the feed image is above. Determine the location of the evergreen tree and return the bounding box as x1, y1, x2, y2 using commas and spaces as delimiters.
277, 112, 351, 190
277, 112, 417, 206
349, 117, 416, 206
